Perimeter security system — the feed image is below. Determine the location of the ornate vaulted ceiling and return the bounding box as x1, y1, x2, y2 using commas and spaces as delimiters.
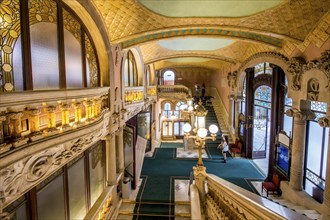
91, 0, 330, 70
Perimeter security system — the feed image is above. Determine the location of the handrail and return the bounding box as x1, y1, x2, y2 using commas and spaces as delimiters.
158, 85, 191, 96
206, 174, 310, 220
190, 184, 202, 220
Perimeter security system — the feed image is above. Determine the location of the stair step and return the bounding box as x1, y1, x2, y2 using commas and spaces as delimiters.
117, 214, 133, 219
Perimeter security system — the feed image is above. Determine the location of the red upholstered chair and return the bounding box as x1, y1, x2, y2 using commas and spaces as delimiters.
230, 140, 242, 157
262, 174, 280, 197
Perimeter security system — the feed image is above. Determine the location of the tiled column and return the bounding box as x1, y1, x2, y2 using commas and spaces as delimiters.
286, 108, 315, 190
318, 113, 330, 208
73, 102, 82, 124
46, 106, 57, 131
84, 100, 93, 122
115, 126, 125, 173
60, 104, 70, 128
104, 133, 117, 186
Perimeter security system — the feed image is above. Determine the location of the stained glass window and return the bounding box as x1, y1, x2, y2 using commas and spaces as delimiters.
254, 62, 272, 77
311, 101, 327, 121
254, 85, 272, 108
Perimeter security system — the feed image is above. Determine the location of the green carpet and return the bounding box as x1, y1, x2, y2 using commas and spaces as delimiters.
133, 99, 265, 218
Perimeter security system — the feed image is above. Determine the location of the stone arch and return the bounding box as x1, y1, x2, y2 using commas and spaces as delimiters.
237, 52, 290, 95
63, 0, 111, 87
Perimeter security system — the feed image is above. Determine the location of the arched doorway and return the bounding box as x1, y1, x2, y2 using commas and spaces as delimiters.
163, 70, 175, 85
240, 62, 287, 176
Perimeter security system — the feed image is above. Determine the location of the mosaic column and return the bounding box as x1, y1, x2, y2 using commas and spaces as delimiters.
73, 102, 82, 124
286, 108, 315, 190
84, 100, 93, 122
103, 133, 117, 186
46, 106, 57, 131
60, 104, 70, 129
318, 113, 330, 208
8, 112, 23, 139
115, 126, 125, 173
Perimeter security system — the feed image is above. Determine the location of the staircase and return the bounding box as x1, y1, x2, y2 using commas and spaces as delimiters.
117, 199, 191, 219
267, 197, 321, 220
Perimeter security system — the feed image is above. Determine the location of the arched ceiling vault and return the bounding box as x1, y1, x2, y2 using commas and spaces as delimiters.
91, 0, 330, 70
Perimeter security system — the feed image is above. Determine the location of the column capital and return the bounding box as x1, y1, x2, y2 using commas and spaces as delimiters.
285, 108, 315, 121
318, 116, 330, 128
102, 133, 115, 141
28, 109, 41, 116
60, 103, 70, 111
228, 94, 235, 101
0, 115, 7, 122
8, 112, 23, 120
46, 106, 56, 112
73, 102, 83, 108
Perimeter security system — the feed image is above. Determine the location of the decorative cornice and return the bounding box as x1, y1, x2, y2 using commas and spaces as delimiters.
0, 126, 107, 208
303, 50, 330, 88
253, 73, 272, 90
239, 52, 288, 72
227, 71, 237, 90
285, 108, 316, 121
318, 116, 330, 128
287, 57, 306, 91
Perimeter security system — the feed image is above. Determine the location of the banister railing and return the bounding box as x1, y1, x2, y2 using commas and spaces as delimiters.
158, 85, 191, 95
206, 174, 310, 220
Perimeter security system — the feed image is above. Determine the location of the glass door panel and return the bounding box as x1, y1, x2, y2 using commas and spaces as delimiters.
252, 106, 269, 159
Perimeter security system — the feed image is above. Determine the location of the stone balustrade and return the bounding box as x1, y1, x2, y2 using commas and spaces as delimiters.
157, 85, 191, 99
206, 174, 309, 220
0, 87, 110, 154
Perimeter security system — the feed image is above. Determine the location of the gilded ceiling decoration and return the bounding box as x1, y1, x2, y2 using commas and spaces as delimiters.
91, 0, 329, 71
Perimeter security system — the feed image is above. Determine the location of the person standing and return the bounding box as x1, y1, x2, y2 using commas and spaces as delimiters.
201, 83, 206, 99
219, 134, 229, 163
195, 83, 200, 99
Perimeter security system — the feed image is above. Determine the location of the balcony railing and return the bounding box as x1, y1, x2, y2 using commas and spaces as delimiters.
147, 86, 157, 96
124, 86, 144, 105
0, 87, 110, 155
158, 85, 190, 95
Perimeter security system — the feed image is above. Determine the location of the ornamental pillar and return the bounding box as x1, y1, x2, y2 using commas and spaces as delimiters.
115, 126, 125, 173
29, 109, 40, 133
228, 94, 235, 135
318, 114, 330, 208
103, 133, 117, 186
193, 165, 207, 219
235, 96, 243, 136
0, 115, 6, 144
286, 108, 315, 190
8, 112, 23, 139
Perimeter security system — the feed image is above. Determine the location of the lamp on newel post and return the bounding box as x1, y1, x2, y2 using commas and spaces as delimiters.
182, 99, 218, 217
